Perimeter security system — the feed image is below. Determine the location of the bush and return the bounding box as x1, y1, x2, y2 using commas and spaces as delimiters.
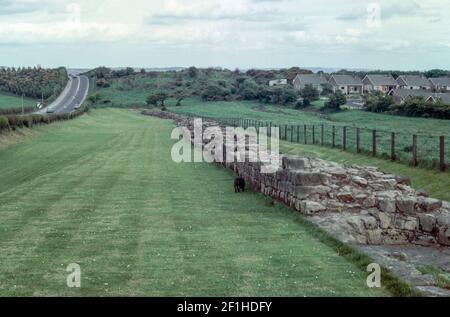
364, 92, 394, 113
281, 88, 297, 105
0, 107, 35, 115
389, 97, 450, 119
0, 105, 89, 132
0, 116, 9, 130
22, 115, 33, 128
325, 91, 347, 111
201, 84, 231, 101
300, 84, 319, 102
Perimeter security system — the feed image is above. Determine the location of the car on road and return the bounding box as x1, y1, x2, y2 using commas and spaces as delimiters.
46, 108, 55, 114
74, 103, 80, 110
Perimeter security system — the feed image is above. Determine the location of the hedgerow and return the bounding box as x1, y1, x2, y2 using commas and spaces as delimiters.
0, 106, 89, 133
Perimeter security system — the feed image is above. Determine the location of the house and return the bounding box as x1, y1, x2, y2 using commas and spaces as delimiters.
429, 77, 450, 92
396, 75, 432, 90
388, 88, 447, 104
329, 75, 364, 95
269, 79, 288, 87
362, 74, 398, 94
429, 93, 450, 104
293, 74, 328, 92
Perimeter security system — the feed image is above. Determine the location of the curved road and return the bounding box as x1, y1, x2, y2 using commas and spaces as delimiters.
39, 75, 90, 114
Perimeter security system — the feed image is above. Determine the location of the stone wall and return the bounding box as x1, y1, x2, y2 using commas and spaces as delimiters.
147, 110, 450, 247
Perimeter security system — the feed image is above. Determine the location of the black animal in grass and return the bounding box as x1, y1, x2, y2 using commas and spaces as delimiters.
234, 176, 246, 193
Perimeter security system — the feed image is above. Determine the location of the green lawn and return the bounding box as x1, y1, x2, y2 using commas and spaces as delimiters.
0, 93, 37, 110
0, 108, 389, 296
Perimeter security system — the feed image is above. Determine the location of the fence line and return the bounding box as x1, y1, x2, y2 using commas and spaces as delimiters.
182, 114, 448, 172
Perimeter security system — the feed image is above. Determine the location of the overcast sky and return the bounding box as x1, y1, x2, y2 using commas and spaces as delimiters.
1, 0, 449, 70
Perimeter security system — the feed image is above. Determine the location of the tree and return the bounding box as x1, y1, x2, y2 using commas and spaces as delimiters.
300, 84, 319, 105
325, 91, 347, 111
424, 69, 448, 78
364, 91, 394, 113
201, 84, 231, 101
173, 90, 186, 106
320, 83, 333, 96
188, 67, 199, 78
280, 88, 297, 105
156, 92, 168, 107
146, 94, 159, 106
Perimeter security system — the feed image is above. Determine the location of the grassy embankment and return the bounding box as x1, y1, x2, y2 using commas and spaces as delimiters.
0, 108, 401, 297
0, 93, 37, 110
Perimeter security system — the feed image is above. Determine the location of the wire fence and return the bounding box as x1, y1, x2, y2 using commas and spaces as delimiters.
185, 114, 449, 172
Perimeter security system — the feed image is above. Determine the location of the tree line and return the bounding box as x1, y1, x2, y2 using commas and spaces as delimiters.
365, 92, 450, 119
0, 66, 68, 101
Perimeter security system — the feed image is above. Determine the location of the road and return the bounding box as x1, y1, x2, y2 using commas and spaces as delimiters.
38, 75, 90, 114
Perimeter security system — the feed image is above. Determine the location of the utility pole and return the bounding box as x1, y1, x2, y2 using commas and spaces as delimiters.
22, 93, 24, 115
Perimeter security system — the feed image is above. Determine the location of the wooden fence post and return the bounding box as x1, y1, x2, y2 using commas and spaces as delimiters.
372, 130, 377, 157
332, 126, 335, 148
321, 125, 324, 146
312, 125, 316, 144
356, 128, 360, 154
285, 125, 288, 140
412, 134, 418, 167
343, 127, 347, 151
304, 125, 307, 144
290, 125, 294, 142
391, 132, 396, 161
440, 136, 446, 172
297, 125, 300, 143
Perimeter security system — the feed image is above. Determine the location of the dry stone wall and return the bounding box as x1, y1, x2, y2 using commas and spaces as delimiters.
148, 111, 450, 247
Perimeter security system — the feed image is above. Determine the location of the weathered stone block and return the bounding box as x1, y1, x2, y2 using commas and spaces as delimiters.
418, 214, 437, 233
366, 229, 383, 245
437, 212, 450, 227
292, 171, 324, 186
300, 201, 326, 215
337, 192, 354, 203
282, 156, 311, 170
395, 175, 411, 186
383, 229, 410, 245
396, 197, 417, 215
417, 197, 442, 213
352, 176, 368, 188
378, 198, 396, 213
438, 227, 450, 246
295, 185, 331, 200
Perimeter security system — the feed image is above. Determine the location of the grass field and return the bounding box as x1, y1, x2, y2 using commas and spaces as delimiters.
0, 108, 390, 296
0, 92, 37, 110
161, 100, 450, 168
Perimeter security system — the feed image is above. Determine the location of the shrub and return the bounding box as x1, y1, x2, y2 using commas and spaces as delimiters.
0, 116, 9, 130
364, 92, 394, 113
201, 84, 231, 101
300, 84, 319, 103
22, 115, 33, 128
325, 91, 347, 111
6, 115, 22, 128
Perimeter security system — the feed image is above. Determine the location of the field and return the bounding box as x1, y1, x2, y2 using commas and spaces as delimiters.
0, 108, 389, 296
0, 93, 38, 110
